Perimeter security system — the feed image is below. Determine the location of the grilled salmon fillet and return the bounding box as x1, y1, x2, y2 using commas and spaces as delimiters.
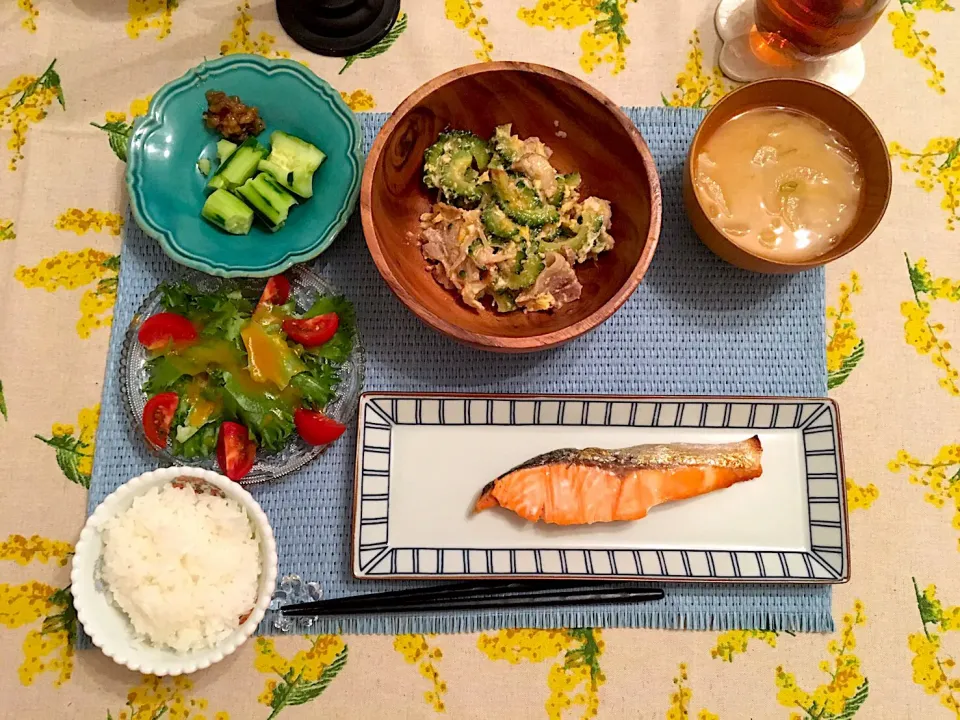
474, 436, 763, 525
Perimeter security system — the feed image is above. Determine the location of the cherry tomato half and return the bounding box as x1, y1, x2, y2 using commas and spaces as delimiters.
257, 275, 290, 309
216, 421, 257, 481
283, 313, 339, 348
142, 392, 179, 448
137, 313, 197, 350
294, 409, 346, 446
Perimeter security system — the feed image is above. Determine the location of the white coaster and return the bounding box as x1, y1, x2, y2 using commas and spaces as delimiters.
714, 0, 865, 96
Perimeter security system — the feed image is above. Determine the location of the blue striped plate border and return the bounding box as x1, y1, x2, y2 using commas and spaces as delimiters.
352, 394, 849, 584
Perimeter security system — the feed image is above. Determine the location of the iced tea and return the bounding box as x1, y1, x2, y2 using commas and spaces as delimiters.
755, 0, 888, 57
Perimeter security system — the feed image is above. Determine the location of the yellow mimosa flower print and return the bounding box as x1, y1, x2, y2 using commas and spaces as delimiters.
889, 444, 960, 551
909, 579, 960, 716
15, 250, 120, 340
710, 629, 779, 662
666, 663, 720, 719
15, 248, 114, 292
826, 272, 865, 389
126, 0, 178, 40
129, 96, 152, 117
0, 584, 74, 687
888, 0, 953, 94
34, 404, 100, 488
55, 208, 124, 236
663, 30, 734, 108
0, 581, 57, 629
221, 1, 290, 58
340, 89, 376, 112
774, 600, 870, 718
1, 541, 77, 688
102, 96, 153, 126
19, 624, 73, 687
17, 0, 38, 32
394, 634, 448, 712
890, 138, 960, 231
106, 675, 229, 719
846, 478, 880, 511
901, 255, 960, 396
0, 535, 73, 566
254, 635, 348, 717
0, 218, 13, 241
518, 0, 636, 75
477, 628, 605, 719
0, 60, 65, 171
446, 0, 493, 62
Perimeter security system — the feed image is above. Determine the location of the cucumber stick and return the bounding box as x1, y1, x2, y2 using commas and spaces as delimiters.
201, 189, 254, 235
207, 137, 266, 192
257, 131, 325, 198
216, 139, 238, 164
236, 173, 297, 232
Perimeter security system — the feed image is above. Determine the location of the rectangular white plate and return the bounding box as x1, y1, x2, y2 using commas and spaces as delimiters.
351, 394, 849, 583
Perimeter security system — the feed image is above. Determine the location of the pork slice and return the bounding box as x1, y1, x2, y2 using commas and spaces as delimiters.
472, 243, 518, 267
459, 259, 486, 310
420, 205, 468, 279
513, 153, 557, 198
516, 252, 582, 310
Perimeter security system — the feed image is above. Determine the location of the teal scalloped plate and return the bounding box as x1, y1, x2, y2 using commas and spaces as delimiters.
126, 55, 363, 278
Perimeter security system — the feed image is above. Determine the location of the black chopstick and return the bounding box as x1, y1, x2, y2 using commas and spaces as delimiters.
284, 581, 607, 613
281, 583, 664, 617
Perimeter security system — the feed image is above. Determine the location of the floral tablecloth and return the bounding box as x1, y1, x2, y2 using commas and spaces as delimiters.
2, 1, 959, 718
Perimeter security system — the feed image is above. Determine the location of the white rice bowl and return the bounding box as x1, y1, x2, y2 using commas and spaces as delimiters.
99, 480, 261, 653
72, 467, 278, 676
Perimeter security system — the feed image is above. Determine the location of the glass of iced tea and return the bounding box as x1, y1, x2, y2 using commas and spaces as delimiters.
754, 0, 888, 60
715, 0, 889, 94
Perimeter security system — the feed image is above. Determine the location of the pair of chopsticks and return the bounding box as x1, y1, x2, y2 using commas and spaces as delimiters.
281, 581, 664, 617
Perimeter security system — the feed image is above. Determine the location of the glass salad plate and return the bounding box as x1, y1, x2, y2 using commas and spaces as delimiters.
119, 265, 365, 484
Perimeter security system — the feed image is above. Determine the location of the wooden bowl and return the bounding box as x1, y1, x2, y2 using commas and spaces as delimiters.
360, 62, 662, 352
683, 78, 891, 274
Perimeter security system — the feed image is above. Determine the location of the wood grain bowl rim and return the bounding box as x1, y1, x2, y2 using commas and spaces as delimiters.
360, 61, 663, 352
685, 77, 892, 272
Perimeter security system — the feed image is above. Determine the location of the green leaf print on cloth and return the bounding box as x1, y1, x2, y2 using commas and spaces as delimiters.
90, 120, 132, 162
34, 434, 92, 488
254, 635, 349, 718
340, 13, 408, 74
267, 646, 347, 719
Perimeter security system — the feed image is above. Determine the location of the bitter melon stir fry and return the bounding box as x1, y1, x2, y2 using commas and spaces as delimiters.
420, 124, 615, 313
137, 275, 355, 481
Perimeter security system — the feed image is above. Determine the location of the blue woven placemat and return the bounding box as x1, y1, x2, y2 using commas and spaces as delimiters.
84, 107, 831, 643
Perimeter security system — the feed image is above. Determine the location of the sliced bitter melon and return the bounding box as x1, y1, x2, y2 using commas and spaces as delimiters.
489, 169, 559, 228
491, 124, 525, 164
422, 130, 491, 206
499, 239, 544, 291
542, 203, 605, 259
481, 203, 519, 239
548, 172, 582, 207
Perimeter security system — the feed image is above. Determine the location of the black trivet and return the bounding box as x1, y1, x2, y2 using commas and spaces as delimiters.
276, 0, 402, 57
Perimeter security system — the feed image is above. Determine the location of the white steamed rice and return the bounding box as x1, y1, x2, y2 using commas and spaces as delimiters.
99, 481, 261, 653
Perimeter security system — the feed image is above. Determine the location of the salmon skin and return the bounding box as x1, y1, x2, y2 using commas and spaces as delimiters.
474, 436, 763, 525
